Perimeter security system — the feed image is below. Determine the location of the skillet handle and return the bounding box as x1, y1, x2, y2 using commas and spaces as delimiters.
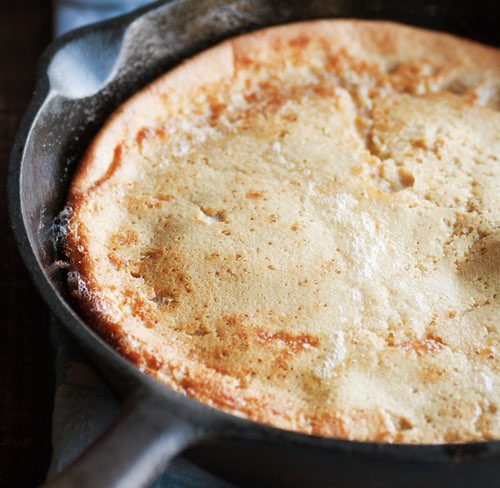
43, 391, 202, 488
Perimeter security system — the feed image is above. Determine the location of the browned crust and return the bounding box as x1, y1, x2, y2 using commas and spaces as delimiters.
68, 40, 235, 197
67, 19, 499, 198
63, 20, 500, 443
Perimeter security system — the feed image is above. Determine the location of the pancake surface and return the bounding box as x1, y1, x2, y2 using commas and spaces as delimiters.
64, 20, 500, 443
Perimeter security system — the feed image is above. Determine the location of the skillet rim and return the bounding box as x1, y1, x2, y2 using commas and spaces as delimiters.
8, 0, 500, 466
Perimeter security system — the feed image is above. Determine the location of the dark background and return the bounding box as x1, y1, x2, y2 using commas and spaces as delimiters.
1, 1, 54, 486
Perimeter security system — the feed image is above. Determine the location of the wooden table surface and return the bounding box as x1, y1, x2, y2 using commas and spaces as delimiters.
1, 1, 55, 486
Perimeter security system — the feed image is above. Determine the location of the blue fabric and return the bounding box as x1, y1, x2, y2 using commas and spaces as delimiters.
49, 2, 239, 486
48, 322, 237, 487
53, 0, 153, 36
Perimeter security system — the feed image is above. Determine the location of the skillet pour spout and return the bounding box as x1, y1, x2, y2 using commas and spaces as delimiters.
8, 0, 500, 486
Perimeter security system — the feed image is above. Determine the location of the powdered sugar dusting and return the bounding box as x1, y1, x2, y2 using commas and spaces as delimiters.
315, 331, 347, 379
327, 193, 386, 280
480, 372, 493, 392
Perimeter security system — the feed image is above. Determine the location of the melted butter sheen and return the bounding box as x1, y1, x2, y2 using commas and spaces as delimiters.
66, 21, 500, 443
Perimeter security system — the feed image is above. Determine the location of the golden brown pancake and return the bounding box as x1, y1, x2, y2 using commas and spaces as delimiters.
64, 20, 500, 443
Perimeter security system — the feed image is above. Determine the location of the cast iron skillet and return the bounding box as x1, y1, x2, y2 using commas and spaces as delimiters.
8, 0, 500, 486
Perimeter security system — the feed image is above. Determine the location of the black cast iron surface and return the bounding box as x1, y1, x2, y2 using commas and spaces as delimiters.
8, 0, 500, 486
